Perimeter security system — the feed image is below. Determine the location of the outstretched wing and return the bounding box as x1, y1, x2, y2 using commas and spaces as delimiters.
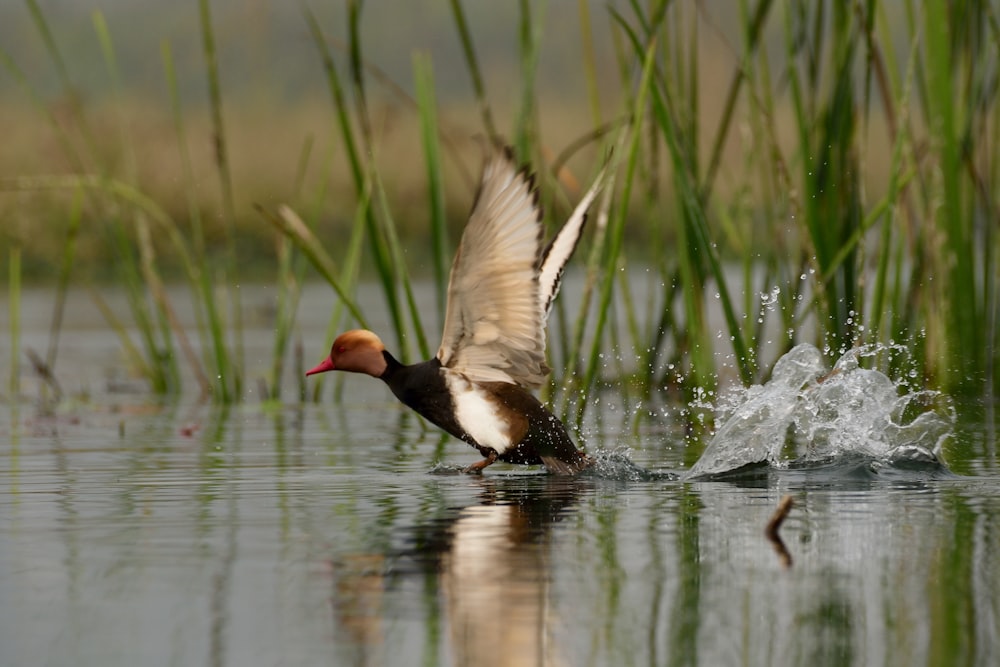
436, 148, 550, 388
538, 164, 607, 316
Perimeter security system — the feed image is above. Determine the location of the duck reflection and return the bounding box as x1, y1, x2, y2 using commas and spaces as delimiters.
439, 476, 583, 666
332, 475, 587, 666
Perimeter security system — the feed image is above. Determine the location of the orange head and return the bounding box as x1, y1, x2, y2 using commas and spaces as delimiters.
306, 329, 388, 378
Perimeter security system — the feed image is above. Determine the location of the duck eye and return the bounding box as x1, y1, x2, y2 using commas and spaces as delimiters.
336, 345, 346, 353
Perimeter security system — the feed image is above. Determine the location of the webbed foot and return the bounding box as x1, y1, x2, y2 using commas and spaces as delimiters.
462, 450, 498, 474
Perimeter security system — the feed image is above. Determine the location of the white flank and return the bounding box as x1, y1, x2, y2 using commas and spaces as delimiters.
447, 375, 514, 454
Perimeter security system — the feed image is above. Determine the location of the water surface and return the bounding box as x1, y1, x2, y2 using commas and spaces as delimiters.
1, 286, 998, 666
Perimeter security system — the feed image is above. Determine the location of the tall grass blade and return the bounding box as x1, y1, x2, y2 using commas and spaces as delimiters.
161, 40, 228, 398
92, 10, 136, 182
309, 150, 367, 401
514, 0, 545, 155
0, 48, 82, 172
266, 137, 314, 401
369, 171, 431, 360
557, 163, 618, 418
867, 51, 917, 348
23, 0, 100, 169
198, 0, 243, 401
700, 0, 775, 201
6, 0, 999, 404
322, 183, 374, 402
345, 6, 419, 361
108, 221, 171, 394
924, 0, 981, 391
262, 205, 370, 330
3, 173, 224, 395
413, 52, 450, 317
576, 0, 603, 127
8, 246, 22, 400
302, 6, 364, 199
658, 28, 754, 385
302, 4, 409, 360
448, 0, 498, 140
89, 288, 153, 385
783, 2, 859, 355
45, 186, 82, 377
95, 11, 211, 396
578, 39, 658, 422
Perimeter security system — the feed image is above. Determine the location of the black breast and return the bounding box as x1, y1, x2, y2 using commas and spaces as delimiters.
380, 354, 589, 472
379, 355, 472, 444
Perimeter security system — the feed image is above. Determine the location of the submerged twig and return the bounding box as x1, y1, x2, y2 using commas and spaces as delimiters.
25, 347, 63, 400
765, 494, 794, 568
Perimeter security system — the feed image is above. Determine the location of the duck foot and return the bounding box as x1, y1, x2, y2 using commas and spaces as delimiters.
463, 450, 498, 475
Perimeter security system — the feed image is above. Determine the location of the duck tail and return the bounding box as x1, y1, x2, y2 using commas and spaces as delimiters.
541, 451, 595, 476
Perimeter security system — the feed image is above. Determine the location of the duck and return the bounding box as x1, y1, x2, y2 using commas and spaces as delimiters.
307, 145, 605, 475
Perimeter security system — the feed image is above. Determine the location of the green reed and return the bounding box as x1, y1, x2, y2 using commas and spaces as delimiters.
513, 0, 544, 157
921, 0, 993, 391
161, 41, 224, 398
2, 4, 242, 401
302, 4, 415, 363
264, 137, 314, 403
198, 0, 244, 401
608, 0, 753, 394
413, 52, 450, 317
4, 6, 172, 395
2, 0, 998, 409
577, 41, 656, 421
8, 246, 21, 399
448, 0, 498, 141
44, 187, 82, 387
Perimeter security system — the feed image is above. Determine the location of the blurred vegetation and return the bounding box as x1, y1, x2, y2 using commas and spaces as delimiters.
0, 1, 621, 280
1, 0, 998, 408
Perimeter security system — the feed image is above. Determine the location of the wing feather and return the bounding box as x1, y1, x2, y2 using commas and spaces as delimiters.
538, 164, 607, 316
437, 149, 549, 388
437, 147, 606, 389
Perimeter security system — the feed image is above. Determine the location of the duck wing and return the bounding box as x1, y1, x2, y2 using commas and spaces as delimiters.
437, 148, 550, 388
538, 164, 606, 316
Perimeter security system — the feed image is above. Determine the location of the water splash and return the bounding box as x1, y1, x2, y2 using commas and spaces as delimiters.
583, 448, 678, 481
428, 451, 676, 482
688, 343, 954, 478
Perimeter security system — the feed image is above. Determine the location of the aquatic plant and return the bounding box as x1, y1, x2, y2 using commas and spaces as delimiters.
7, 246, 21, 399
0, 0, 997, 419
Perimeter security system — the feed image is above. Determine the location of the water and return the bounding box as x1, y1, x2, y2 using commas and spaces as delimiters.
2, 286, 999, 666
690, 343, 955, 478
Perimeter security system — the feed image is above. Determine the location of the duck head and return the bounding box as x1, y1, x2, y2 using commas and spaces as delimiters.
306, 329, 388, 378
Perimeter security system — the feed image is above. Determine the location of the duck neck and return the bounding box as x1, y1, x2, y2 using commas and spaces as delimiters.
378, 350, 404, 381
